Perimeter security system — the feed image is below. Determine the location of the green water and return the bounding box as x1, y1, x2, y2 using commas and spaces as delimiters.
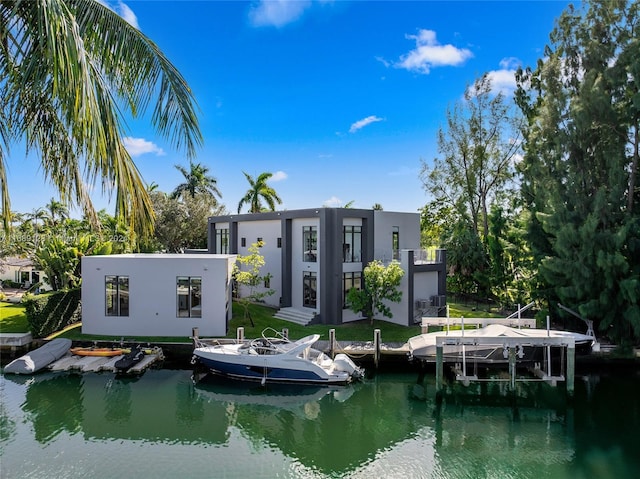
1, 368, 639, 478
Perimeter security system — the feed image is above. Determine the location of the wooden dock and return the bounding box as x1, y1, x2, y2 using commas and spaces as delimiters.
48, 347, 164, 374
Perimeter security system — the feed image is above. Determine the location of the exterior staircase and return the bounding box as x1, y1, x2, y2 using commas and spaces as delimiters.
273, 307, 316, 326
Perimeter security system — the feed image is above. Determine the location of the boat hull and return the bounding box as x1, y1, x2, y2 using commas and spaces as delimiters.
194, 352, 351, 385
408, 324, 595, 363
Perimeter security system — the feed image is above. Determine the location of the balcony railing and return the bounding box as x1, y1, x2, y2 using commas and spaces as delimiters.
372, 248, 445, 265
413, 249, 445, 264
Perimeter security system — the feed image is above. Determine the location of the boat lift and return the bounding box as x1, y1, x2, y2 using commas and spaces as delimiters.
558, 303, 599, 351
434, 318, 577, 398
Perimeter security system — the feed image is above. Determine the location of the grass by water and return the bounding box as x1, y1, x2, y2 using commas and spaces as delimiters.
0, 299, 503, 344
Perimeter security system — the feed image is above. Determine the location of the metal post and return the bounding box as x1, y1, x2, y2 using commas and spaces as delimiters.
237, 327, 244, 342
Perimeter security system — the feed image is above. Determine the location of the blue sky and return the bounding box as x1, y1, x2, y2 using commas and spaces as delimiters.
7, 0, 572, 217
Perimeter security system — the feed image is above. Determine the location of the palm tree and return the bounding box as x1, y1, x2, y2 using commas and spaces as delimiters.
237, 172, 282, 214
146, 182, 160, 192
171, 161, 222, 201
44, 198, 69, 227
0, 0, 202, 234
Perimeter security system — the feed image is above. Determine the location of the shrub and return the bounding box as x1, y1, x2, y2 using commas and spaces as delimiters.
23, 289, 81, 338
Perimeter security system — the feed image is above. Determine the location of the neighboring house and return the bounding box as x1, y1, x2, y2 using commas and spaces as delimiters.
0, 256, 51, 291
208, 208, 446, 326
81, 254, 236, 337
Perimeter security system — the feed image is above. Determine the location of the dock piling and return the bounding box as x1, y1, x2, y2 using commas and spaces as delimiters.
435, 344, 443, 400
329, 329, 336, 358
567, 344, 575, 397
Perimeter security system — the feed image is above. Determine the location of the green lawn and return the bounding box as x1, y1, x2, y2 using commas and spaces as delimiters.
0, 302, 29, 333
1, 299, 503, 343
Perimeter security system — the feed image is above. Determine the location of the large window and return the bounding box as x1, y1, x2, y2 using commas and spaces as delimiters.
343, 225, 362, 262
106, 276, 129, 317
303, 226, 317, 262
343, 271, 362, 308
177, 276, 202, 318
215, 228, 229, 254
303, 272, 317, 308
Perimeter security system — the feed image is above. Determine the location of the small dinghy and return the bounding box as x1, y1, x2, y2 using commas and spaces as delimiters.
3, 338, 72, 374
114, 345, 146, 372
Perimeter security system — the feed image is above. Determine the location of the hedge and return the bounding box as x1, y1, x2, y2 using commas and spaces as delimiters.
23, 289, 82, 338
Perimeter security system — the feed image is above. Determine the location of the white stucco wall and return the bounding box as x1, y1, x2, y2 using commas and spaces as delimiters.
235, 219, 282, 308
82, 254, 236, 337
373, 211, 420, 261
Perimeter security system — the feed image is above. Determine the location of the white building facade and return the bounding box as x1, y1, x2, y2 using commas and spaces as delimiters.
81, 254, 236, 337
208, 208, 446, 326
0, 257, 52, 291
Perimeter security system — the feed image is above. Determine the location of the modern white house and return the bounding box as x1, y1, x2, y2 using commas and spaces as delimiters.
208, 208, 447, 327
0, 256, 51, 291
81, 254, 236, 337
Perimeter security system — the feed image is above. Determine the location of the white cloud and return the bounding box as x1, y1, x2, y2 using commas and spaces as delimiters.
468, 58, 522, 97
323, 196, 343, 207
122, 137, 165, 157
269, 171, 288, 182
98, 1, 139, 29
248, 0, 312, 27
349, 115, 383, 133
487, 58, 521, 96
117, 2, 139, 29
396, 29, 473, 74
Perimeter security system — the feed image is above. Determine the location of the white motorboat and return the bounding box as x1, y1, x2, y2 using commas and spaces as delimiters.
192, 328, 364, 385
3, 338, 72, 374
407, 323, 595, 363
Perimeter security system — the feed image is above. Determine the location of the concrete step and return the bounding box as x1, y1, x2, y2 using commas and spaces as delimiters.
273, 308, 315, 326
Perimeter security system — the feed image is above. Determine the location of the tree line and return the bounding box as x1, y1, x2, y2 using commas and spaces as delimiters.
421, 2, 639, 345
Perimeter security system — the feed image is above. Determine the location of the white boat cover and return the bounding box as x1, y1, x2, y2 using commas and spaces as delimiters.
3, 338, 72, 374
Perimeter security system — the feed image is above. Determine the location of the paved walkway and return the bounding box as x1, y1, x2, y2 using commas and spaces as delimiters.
1, 287, 25, 303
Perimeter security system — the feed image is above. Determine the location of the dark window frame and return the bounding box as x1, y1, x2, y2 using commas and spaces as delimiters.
303, 226, 317, 262
105, 275, 129, 317
177, 276, 202, 318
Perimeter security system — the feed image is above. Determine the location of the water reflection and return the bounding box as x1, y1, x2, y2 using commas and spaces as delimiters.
193, 373, 433, 474
2, 368, 640, 478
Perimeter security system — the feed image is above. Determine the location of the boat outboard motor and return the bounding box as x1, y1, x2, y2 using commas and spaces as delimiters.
333, 354, 365, 380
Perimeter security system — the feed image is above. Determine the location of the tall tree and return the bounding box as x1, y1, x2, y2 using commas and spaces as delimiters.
171, 161, 222, 201
421, 74, 523, 242
515, 1, 640, 342
346, 260, 405, 325
0, 0, 202, 235
150, 192, 227, 253
237, 172, 282, 213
